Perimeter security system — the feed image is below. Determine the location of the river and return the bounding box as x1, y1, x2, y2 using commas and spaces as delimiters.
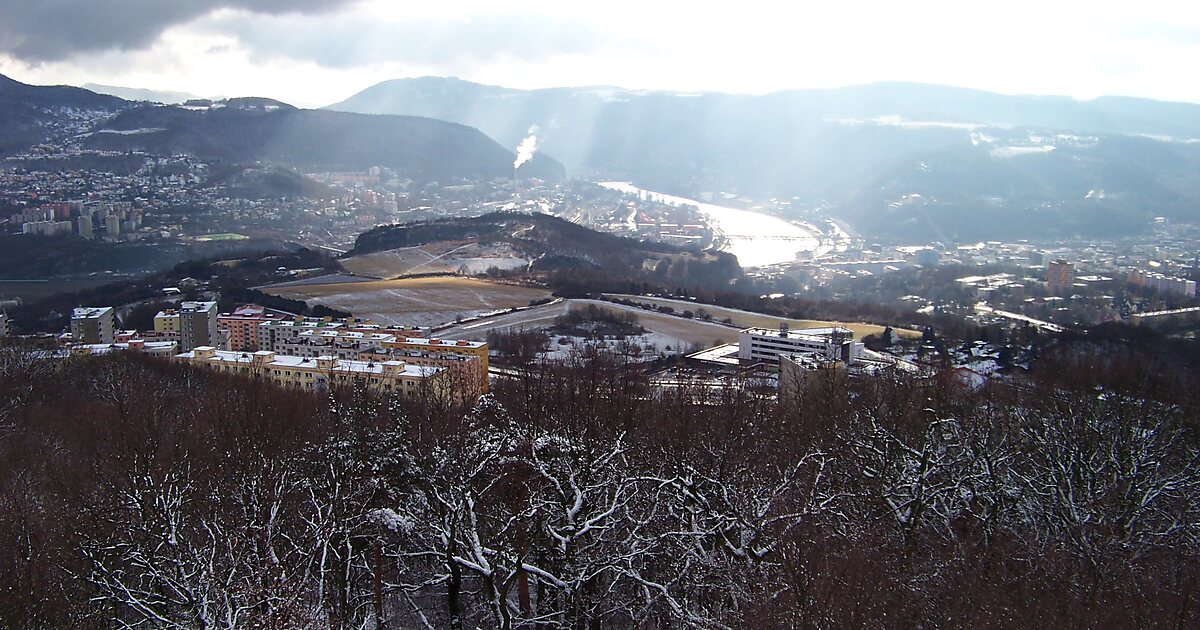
597, 182, 820, 268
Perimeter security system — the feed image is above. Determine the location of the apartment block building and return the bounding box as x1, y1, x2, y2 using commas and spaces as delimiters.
22, 220, 73, 236
156, 301, 218, 351
256, 319, 345, 354
277, 329, 395, 360
1046, 259, 1075, 295
255, 316, 429, 352
71, 339, 179, 358
250, 315, 487, 391
360, 346, 487, 394
217, 304, 288, 351
71, 306, 115, 344
778, 353, 848, 405
179, 301, 218, 351
176, 347, 446, 397
153, 310, 181, 338
381, 335, 489, 380
1128, 269, 1198, 299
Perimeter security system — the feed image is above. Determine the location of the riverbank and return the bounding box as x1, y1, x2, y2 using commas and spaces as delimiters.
597, 182, 820, 267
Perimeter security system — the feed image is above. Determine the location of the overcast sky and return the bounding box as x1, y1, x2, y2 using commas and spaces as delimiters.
1, 0, 1198, 107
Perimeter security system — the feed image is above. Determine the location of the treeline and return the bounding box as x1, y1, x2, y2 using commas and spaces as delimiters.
349, 212, 680, 259
693, 289, 922, 328
6, 246, 346, 333
0, 233, 283, 280
217, 287, 350, 320
0, 344, 1198, 628
535, 253, 741, 297
551, 303, 644, 338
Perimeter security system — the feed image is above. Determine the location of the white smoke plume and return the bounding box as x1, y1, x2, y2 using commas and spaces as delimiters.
513, 124, 539, 170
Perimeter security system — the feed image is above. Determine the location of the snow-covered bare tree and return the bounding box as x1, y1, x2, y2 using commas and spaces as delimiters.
294, 385, 415, 628
78, 452, 330, 629
523, 430, 639, 626
1015, 391, 1200, 584
382, 394, 540, 629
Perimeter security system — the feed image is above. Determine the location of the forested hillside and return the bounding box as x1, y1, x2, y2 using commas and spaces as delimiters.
81, 99, 564, 181
1, 342, 1196, 628
330, 77, 1200, 239
350, 211, 743, 294
0, 73, 126, 155
0, 73, 565, 182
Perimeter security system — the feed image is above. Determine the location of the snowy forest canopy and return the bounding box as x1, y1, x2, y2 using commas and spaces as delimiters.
0, 344, 1198, 628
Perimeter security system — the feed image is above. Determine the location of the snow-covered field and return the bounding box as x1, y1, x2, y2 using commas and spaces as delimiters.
340, 242, 528, 278
262, 276, 551, 327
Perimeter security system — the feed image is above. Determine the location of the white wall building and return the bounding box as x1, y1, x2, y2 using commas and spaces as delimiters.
22, 220, 73, 236
738, 325, 863, 368
77, 213, 94, 239
1129, 269, 1198, 299
71, 339, 179, 357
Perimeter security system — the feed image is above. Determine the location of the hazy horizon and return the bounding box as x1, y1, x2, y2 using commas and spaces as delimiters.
2, 0, 1198, 108
12, 73, 1200, 112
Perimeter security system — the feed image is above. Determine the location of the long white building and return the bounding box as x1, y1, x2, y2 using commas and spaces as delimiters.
738, 324, 863, 367
1129, 269, 1197, 299
175, 347, 446, 396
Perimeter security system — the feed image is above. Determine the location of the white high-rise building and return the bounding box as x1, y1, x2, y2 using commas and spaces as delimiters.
77, 213, 94, 238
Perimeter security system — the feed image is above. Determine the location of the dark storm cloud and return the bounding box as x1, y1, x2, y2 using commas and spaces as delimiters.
205, 11, 626, 68
0, 0, 355, 61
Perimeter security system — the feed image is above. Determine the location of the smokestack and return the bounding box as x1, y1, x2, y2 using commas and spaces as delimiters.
513, 124, 539, 173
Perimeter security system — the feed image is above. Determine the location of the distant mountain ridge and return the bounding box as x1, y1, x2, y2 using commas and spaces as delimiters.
0, 73, 127, 154
0, 73, 126, 110
0, 73, 565, 183
329, 77, 1200, 240
82, 83, 205, 104
80, 98, 564, 180
331, 77, 1200, 141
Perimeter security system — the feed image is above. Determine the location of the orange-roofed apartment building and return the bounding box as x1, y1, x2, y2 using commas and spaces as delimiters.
217, 304, 289, 352
381, 335, 488, 383
252, 317, 490, 394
